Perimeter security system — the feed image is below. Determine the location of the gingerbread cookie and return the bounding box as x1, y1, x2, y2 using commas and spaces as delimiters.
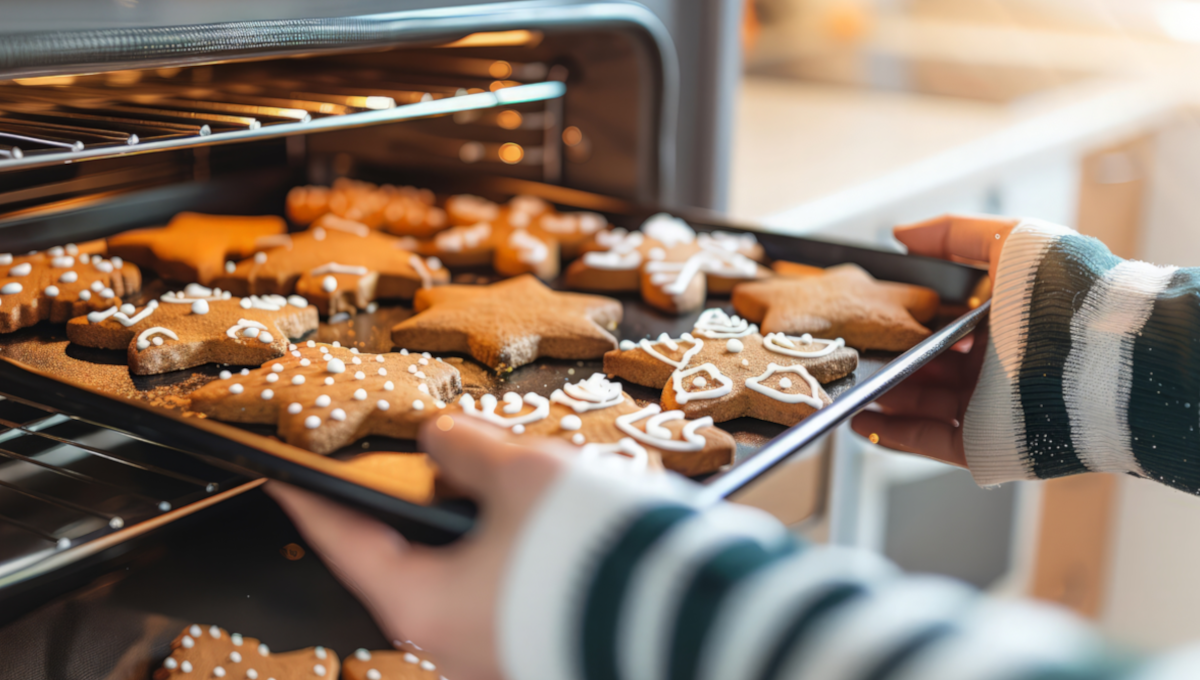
341, 452, 438, 504
287, 179, 448, 237
154, 624, 337, 680
391, 274, 622, 372
108, 212, 286, 286
565, 213, 769, 314
447, 372, 735, 475
66, 285, 319, 375
211, 215, 449, 315
343, 645, 442, 680
0, 244, 141, 333
732, 263, 940, 352
190, 343, 462, 454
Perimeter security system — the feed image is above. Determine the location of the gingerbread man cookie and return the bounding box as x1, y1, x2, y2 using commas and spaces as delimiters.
447, 373, 735, 475
342, 644, 443, 680
211, 215, 449, 316
391, 274, 622, 372
0, 243, 141, 333
66, 285, 319, 375
732, 263, 940, 352
604, 309, 846, 426
107, 212, 287, 286
565, 213, 769, 314
190, 343, 462, 454
154, 624, 337, 680
287, 179, 448, 237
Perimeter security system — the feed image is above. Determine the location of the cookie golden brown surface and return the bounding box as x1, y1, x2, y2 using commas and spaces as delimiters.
66, 287, 318, 375
211, 216, 449, 316
189, 343, 462, 454
107, 212, 286, 286
342, 645, 442, 680
391, 274, 622, 372
154, 624, 337, 680
732, 263, 940, 352
0, 244, 141, 334
287, 179, 447, 237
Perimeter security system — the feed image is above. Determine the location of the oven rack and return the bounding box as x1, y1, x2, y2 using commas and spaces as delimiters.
0, 79, 566, 171
0, 392, 259, 589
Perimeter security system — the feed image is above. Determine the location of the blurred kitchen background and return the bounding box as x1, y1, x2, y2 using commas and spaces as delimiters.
727, 0, 1200, 654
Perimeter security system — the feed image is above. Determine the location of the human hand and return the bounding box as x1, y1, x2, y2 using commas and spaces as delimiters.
265, 416, 569, 680
849, 214, 1016, 465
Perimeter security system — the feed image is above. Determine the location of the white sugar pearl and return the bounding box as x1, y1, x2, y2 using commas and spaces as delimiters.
307, 341, 316, 347
322, 275, 337, 292
79, 289, 91, 300
59, 271, 78, 283
225, 261, 236, 273
301, 415, 316, 431
572, 433, 586, 445
742, 359, 749, 366
314, 665, 326, 677
163, 658, 177, 670
209, 625, 221, 638
560, 415, 582, 431
9, 262, 31, 276
292, 351, 301, 357
182, 635, 195, 648
242, 327, 260, 338
378, 368, 387, 376
99, 288, 115, 299
354, 389, 367, 401
726, 338, 743, 353
230, 652, 241, 663
408, 365, 417, 374
324, 377, 334, 385
120, 303, 135, 314
258, 332, 273, 343
327, 358, 346, 373
292, 375, 305, 385
414, 371, 426, 379
288, 295, 307, 308
241, 368, 250, 375
512, 424, 525, 434
266, 373, 279, 383
288, 403, 302, 414
366, 670, 381, 680
693, 377, 707, 388
376, 355, 385, 362
418, 383, 429, 394
354, 649, 371, 661
315, 647, 327, 660
181, 660, 193, 673
384, 381, 394, 391
245, 670, 257, 680
352, 357, 361, 365
299, 358, 311, 367
418, 358, 428, 366
779, 377, 793, 389
219, 370, 232, 380
351, 347, 360, 354
261, 389, 274, 400
399, 349, 409, 355
315, 395, 331, 408
258, 643, 269, 657
420, 661, 436, 671
332, 341, 340, 347
404, 653, 419, 664
189, 625, 202, 637
435, 400, 446, 409
422, 352, 431, 358
229, 384, 243, 394
412, 400, 425, 411
254, 252, 267, 264
355, 371, 366, 380
213, 666, 226, 677
153, 337, 164, 346
319, 346, 329, 354
0, 282, 22, 295
191, 299, 209, 315
44, 285, 60, 297
90, 281, 104, 292
231, 634, 243, 646
272, 364, 284, 372
378, 400, 390, 411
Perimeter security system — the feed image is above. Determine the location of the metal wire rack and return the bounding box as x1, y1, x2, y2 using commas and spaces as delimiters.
0, 392, 259, 588
0, 65, 567, 171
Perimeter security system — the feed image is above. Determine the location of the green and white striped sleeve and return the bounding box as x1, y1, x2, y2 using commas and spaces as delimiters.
965, 219, 1200, 493
495, 459, 1200, 680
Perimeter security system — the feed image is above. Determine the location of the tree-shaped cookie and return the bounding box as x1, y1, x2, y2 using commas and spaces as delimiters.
564, 213, 769, 314
210, 215, 449, 316
190, 343, 462, 454
343, 644, 443, 680
446, 373, 735, 475
604, 309, 849, 426
107, 212, 286, 286
153, 624, 337, 680
66, 285, 319, 375
391, 274, 623, 372
287, 178, 448, 237
0, 243, 141, 333
732, 263, 940, 352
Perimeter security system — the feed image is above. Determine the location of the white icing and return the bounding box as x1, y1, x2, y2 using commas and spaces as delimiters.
420, 661, 436, 671
693, 376, 707, 388
59, 271, 78, 283
619, 340, 636, 351
90, 281, 103, 292
582, 230, 644, 271
762, 332, 846, 358
135, 326, 178, 351
637, 332, 703, 370
671, 363, 733, 404
615, 404, 711, 452
322, 276, 337, 293
94, 260, 114, 273
92, 299, 159, 327
508, 229, 548, 264
580, 438, 650, 472
746, 363, 825, 408
646, 256, 706, 296
698, 230, 759, 255
99, 288, 115, 299
227, 319, 269, 340
254, 252, 267, 264
410, 254, 434, 289
0, 254, 10, 265
312, 262, 369, 276
726, 338, 743, 353
51, 256, 74, 268
696, 241, 759, 278
459, 392, 550, 427
435, 222, 491, 252
257, 233, 293, 249
693, 308, 757, 338
560, 414, 583, 430
550, 373, 623, 413
779, 377, 792, 389
9, 262, 32, 276
288, 295, 308, 308
243, 327, 260, 338
354, 649, 371, 661
225, 261, 236, 273
641, 213, 695, 247
1, 282, 22, 295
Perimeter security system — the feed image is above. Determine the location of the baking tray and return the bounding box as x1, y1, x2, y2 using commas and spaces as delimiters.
0, 191, 988, 546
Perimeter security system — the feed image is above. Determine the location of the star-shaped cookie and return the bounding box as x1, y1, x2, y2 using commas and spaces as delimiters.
66, 285, 319, 375
732, 263, 940, 352
391, 274, 623, 372
211, 215, 449, 316
564, 213, 769, 314
189, 343, 462, 454
107, 212, 286, 286
447, 373, 735, 475
342, 644, 443, 680
287, 178, 448, 237
153, 624, 336, 680
604, 309, 847, 426
0, 244, 141, 333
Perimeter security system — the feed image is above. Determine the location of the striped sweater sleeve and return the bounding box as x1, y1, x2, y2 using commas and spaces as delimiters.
497, 459, 1200, 680
964, 218, 1200, 491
